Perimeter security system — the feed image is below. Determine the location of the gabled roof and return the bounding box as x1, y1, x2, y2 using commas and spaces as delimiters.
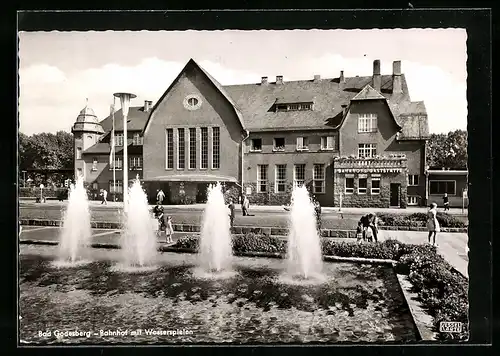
99, 106, 149, 132
351, 84, 386, 100
94, 59, 428, 140
142, 59, 246, 135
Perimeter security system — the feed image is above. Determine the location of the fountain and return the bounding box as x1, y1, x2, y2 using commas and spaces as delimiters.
286, 185, 323, 280
57, 175, 92, 265
119, 177, 157, 270
198, 182, 233, 274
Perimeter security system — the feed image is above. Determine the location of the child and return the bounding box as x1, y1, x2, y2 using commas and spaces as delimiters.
159, 214, 174, 244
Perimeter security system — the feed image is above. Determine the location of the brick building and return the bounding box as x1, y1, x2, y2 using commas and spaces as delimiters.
72, 58, 430, 207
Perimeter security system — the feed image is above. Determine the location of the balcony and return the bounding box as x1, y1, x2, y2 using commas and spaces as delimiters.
333, 154, 407, 173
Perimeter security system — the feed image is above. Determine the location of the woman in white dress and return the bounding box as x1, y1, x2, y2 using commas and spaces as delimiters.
427, 202, 440, 246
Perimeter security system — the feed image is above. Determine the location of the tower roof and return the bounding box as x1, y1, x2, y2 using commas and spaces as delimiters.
72, 100, 104, 134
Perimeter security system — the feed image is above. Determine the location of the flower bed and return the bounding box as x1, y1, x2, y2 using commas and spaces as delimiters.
377, 212, 467, 228
173, 234, 468, 340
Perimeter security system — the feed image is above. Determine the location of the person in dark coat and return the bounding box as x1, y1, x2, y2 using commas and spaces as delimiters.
153, 202, 164, 219
227, 200, 235, 228
358, 213, 378, 242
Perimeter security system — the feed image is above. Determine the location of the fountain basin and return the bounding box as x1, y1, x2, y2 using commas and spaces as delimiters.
19, 245, 418, 344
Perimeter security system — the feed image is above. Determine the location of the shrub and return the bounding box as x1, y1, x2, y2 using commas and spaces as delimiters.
173, 235, 199, 250
377, 212, 466, 228
232, 233, 286, 254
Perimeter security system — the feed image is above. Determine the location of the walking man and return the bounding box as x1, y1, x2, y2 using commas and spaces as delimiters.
100, 189, 108, 205
157, 189, 165, 205
443, 193, 450, 211
242, 195, 250, 216
228, 200, 235, 228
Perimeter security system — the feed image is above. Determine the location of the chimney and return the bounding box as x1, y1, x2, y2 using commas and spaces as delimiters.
313, 74, 321, 82
276, 75, 283, 85
372, 59, 381, 92
144, 100, 151, 112
261, 76, 268, 85
339, 70, 345, 83
392, 60, 402, 94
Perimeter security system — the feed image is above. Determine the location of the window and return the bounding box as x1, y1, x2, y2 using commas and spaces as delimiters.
189, 128, 197, 169
257, 165, 268, 193
115, 133, 124, 146
177, 128, 185, 169
109, 180, 123, 194
187, 97, 198, 107
212, 127, 220, 169
313, 164, 326, 194
294, 164, 306, 187
275, 164, 287, 193
166, 129, 174, 169
300, 103, 313, 111
408, 196, 419, 206
358, 176, 368, 194
251, 138, 262, 151
345, 177, 354, 194
76, 147, 82, 159
358, 113, 378, 133
92, 157, 98, 171
277, 103, 313, 111
201, 127, 208, 169
273, 138, 285, 151
296, 137, 308, 150
132, 133, 143, 145
408, 174, 419, 186
130, 156, 143, 170
92, 182, 98, 190
289, 104, 300, 111
371, 177, 381, 194
321, 136, 335, 150
276, 104, 288, 112
430, 181, 456, 195
110, 156, 122, 170
358, 143, 377, 158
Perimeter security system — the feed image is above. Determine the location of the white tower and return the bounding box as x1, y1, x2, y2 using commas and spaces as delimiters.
71, 100, 104, 182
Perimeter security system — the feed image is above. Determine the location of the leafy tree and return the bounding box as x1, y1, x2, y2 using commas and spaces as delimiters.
427, 129, 467, 169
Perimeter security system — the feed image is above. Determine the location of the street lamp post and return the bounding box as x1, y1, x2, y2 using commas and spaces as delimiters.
113, 92, 136, 212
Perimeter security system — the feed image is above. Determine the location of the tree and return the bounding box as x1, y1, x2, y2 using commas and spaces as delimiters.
19, 131, 74, 170
427, 129, 467, 169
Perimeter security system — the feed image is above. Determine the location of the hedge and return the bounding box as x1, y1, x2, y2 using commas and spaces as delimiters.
173, 233, 468, 340
19, 187, 67, 198
377, 212, 467, 228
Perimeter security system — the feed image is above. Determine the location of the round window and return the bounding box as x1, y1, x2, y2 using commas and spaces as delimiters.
183, 94, 202, 110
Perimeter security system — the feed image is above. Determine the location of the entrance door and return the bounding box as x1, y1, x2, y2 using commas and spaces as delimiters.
390, 183, 400, 207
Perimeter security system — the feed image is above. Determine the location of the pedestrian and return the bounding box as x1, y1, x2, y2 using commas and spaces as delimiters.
242, 195, 250, 216
153, 202, 164, 219
359, 213, 378, 242
313, 198, 322, 231
227, 200, 235, 228
427, 202, 440, 246
100, 189, 108, 205
443, 193, 450, 211
156, 189, 165, 205
158, 213, 174, 243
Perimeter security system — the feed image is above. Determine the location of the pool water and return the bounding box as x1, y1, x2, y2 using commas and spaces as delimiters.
19, 245, 417, 344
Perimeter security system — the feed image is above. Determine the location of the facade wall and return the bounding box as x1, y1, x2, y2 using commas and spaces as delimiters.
243, 130, 338, 206
427, 173, 468, 208
333, 171, 407, 208
143, 64, 244, 183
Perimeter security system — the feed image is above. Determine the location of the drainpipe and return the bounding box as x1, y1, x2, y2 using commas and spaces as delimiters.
241, 130, 250, 200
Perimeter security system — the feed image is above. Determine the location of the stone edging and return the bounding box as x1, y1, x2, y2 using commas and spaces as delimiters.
396, 273, 437, 341
18, 219, 467, 234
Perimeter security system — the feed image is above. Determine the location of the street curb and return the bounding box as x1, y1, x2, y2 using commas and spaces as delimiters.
19, 219, 467, 234
396, 273, 437, 341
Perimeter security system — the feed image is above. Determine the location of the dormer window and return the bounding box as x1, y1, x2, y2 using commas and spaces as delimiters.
275, 102, 314, 112
251, 138, 262, 152
132, 133, 143, 145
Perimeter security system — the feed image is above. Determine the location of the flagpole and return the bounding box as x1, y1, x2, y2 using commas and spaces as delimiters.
112, 97, 116, 202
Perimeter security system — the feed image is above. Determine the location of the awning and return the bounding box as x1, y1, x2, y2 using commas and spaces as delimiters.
144, 174, 239, 183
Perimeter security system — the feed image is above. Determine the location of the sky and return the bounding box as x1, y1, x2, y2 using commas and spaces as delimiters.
18, 29, 467, 135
